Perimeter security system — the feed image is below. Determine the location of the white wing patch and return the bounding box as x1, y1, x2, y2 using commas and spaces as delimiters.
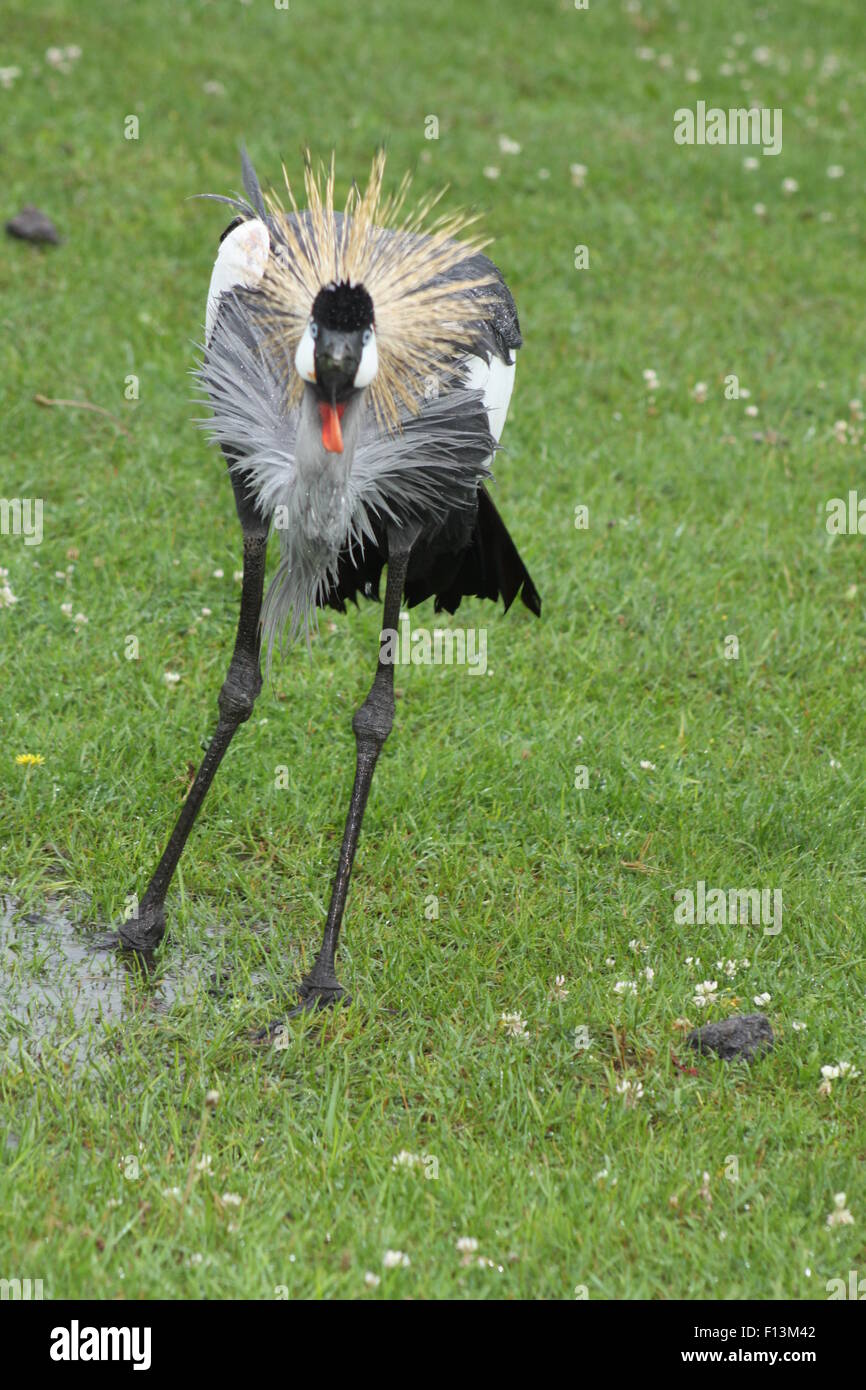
205, 218, 270, 345
463, 350, 517, 443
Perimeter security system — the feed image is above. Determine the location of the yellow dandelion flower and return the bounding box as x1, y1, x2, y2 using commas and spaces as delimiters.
15, 753, 45, 767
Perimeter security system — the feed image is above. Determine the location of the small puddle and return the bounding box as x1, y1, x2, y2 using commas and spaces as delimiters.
0, 894, 240, 1069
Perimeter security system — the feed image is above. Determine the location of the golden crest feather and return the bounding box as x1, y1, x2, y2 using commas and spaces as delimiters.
254, 149, 498, 434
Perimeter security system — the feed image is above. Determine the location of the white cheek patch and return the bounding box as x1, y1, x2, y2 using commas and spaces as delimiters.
294, 323, 317, 383
353, 332, 378, 388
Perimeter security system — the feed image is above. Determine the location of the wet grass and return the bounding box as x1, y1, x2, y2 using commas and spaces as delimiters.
1, 0, 865, 1298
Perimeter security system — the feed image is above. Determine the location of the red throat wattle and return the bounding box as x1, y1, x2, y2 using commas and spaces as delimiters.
318, 401, 346, 454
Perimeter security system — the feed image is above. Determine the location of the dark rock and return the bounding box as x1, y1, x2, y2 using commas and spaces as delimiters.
687, 1013, 773, 1063
5, 205, 61, 244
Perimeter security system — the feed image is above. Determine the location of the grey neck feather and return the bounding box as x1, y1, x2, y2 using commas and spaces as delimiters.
293, 387, 365, 547
196, 295, 495, 668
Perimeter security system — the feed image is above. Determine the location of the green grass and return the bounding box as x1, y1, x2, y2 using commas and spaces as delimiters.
1, 0, 865, 1299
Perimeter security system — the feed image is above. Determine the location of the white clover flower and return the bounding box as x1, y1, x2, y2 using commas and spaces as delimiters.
364, 1271, 381, 1287
45, 44, 82, 74
692, 381, 708, 402
614, 980, 637, 996
782, 178, 799, 194
753, 992, 771, 1007
693, 980, 719, 1008
500, 1011, 530, 1039
483, 166, 501, 180
0, 569, 18, 607
163, 671, 181, 686
615, 1077, 644, 1103
827, 1193, 854, 1228
498, 135, 521, 155
383, 1250, 410, 1268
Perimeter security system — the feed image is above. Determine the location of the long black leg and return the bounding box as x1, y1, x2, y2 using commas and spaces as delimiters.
119, 480, 268, 953
287, 521, 419, 1014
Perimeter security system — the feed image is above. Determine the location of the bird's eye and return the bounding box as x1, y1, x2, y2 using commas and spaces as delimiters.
362, 327, 372, 346
309, 321, 318, 340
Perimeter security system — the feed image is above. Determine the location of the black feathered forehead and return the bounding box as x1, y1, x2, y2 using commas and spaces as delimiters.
312, 280, 374, 333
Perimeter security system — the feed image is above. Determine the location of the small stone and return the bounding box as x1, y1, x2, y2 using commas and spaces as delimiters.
687, 1013, 773, 1063
6, 205, 61, 244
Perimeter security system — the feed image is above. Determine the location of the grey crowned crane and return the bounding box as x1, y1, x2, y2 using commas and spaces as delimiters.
118, 149, 541, 1018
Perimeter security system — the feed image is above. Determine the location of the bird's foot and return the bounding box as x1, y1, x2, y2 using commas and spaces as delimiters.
254, 962, 350, 1042
117, 901, 166, 955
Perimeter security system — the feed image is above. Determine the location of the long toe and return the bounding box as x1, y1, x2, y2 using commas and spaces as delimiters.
253, 985, 351, 1042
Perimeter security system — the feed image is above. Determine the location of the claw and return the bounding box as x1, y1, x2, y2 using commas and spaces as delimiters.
253, 981, 351, 1042
117, 903, 166, 955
